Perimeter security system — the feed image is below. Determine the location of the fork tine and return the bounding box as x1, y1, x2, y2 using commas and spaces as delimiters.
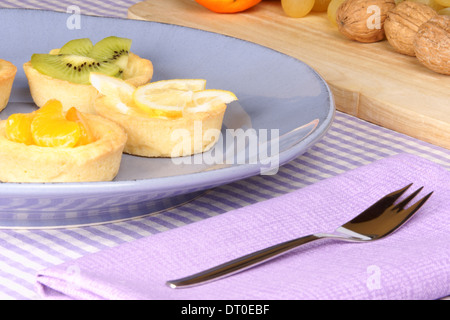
371, 183, 413, 208
383, 183, 414, 204
397, 191, 433, 221
349, 183, 413, 223
393, 186, 424, 212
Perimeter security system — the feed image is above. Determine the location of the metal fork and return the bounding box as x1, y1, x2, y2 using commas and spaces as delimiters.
166, 183, 433, 289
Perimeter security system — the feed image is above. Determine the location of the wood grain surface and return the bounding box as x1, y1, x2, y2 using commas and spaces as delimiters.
128, 0, 450, 149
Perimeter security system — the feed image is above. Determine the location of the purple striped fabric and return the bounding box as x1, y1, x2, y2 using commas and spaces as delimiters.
35, 153, 450, 300
1, 111, 450, 299
0, 0, 135, 17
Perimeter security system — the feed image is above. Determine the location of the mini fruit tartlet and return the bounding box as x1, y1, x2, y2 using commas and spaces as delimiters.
23, 36, 153, 114
90, 73, 237, 158
0, 59, 17, 112
0, 99, 127, 183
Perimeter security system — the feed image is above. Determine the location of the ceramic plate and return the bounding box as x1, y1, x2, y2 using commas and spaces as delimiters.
0, 9, 335, 228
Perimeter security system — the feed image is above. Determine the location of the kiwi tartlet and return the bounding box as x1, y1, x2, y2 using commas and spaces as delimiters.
23, 36, 153, 113
0, 59, 17, 112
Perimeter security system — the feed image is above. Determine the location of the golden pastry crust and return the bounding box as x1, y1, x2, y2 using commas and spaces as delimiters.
23, 52, 153, 114
0, 113, 127, 183
94, 96, 227, 158
0, 59, 17, 112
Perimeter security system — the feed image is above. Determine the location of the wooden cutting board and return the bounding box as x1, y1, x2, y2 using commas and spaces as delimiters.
128, 0, 450, 149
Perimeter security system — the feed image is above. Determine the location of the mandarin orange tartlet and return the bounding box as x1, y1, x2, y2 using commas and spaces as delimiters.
23, 36, 153, 114
0, 99, 127, 183
90, 74, 237, 158
0, 59, 17, 112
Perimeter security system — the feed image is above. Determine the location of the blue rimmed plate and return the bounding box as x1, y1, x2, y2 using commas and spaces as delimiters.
0, 9, 334, 228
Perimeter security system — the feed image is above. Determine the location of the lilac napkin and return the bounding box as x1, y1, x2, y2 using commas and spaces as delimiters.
36, 153, 450, 299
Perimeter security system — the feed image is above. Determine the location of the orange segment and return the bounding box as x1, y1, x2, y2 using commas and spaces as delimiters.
5, 100, 94, 148
5, 113, 35, 145
31, 99, 81, 148
65, 107, 95, 146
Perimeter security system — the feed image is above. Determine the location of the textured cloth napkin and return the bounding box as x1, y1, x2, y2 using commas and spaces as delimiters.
36, 153, 450, 299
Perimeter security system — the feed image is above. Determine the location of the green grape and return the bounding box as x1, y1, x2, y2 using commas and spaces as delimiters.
281, 0, 315, 18
312, 0, 332, 12
327, 0, 346, 26
399, 0, 445, 11
435, 0, 450, 7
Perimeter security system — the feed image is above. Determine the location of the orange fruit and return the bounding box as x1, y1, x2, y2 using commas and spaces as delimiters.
65, 107, 94, 146
31, 99, 81, 148
5, 113, 35, 145
194, 0, 262, 13
5, 100, 94, 148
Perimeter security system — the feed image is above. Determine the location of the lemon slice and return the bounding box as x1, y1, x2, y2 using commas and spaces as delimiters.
89, 75, 237, 118
137, 79, 207, 91
132, 79, 207, 116
186, 89, 238, 113
89, 72, 135, 110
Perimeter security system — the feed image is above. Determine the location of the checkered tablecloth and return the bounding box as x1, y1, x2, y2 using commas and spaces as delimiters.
0, 0, 449, 300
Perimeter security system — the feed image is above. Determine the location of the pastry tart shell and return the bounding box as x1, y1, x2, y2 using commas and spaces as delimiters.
0, 113, 127, 183
0, 59, 17, 112
94, 96, 227, 158
23, 52, 153, 114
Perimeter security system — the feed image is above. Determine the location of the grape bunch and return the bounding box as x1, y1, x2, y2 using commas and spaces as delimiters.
281, 0, 450, 21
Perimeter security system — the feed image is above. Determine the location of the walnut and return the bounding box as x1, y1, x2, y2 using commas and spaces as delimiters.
336, 0, 396, 43
413, 15, 450, 75
384, 1, 437, 56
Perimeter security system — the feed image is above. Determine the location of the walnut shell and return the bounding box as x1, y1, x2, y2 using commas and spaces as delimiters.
413, 15, 450, 75
384, 1, 437, 56
336, 0, 396, 43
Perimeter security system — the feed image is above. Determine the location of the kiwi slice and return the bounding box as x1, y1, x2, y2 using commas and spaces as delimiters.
31, 53, 120, 85
59, 38, 94, 56
89, 36, 132, 76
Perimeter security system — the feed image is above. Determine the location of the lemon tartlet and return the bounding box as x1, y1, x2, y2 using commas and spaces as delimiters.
95, 95, 227, 158
91, 75, 237, 158
0, 108, 127, 183
0, 59, 17, 112
23, 52, 153, 114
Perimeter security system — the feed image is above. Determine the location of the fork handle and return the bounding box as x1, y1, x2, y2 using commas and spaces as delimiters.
166, 234, 322, 288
